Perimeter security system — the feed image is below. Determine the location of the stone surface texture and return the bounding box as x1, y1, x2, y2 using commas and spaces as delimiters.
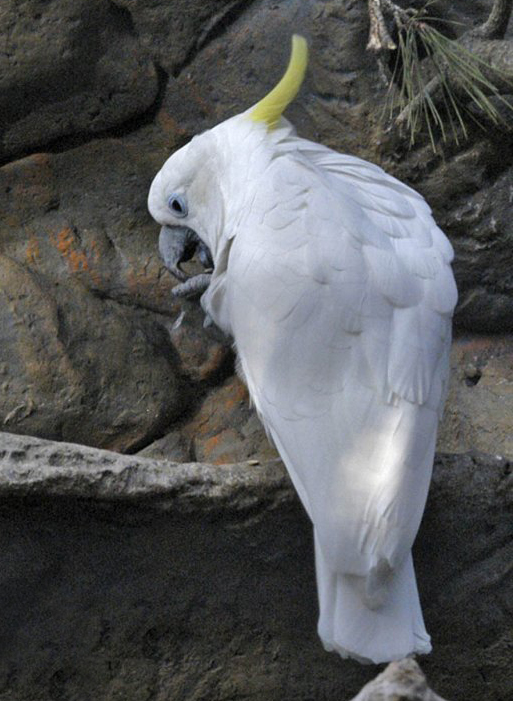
1, 0, 513, 699
1, 0, 513, 453
349, 658, 447, 701
0, 432, 512, 701
438, 335, 513, 458
0, 0, 159, 160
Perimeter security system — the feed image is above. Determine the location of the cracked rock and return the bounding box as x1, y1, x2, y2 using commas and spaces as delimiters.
0, 433, 511, 700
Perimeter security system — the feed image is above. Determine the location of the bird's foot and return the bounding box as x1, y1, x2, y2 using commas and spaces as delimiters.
171, 272, 212, 298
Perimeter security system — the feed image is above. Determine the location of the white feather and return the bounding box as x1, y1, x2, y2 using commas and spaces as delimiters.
149, 114, 457, 664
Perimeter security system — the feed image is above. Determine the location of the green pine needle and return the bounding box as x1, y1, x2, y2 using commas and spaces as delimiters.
384, 7, 513, 149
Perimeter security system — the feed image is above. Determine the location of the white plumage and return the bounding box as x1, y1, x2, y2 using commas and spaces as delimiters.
147, 38, 457, 664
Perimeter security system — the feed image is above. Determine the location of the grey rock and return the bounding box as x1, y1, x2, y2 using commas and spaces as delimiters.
0, 264, 185, 451
110, 0, 251, 75
0, 432, 511, 700
163, 302, 232, 383
0, 139, 231, 450
138, 375, 279, 465
0, 0, 159, 160
0, 139, 189, 315
349, 658, 447, 701
0, 255, 83, 437
0, 432, 291, 509
136, 428, 192, 462
437, 335, 513, 458
415, 143, 513, 333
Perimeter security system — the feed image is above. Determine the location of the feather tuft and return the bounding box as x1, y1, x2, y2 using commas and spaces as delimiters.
249, 35, 308, 130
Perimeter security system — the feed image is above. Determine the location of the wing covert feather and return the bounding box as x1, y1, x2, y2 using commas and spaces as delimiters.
202, 145, 456, 578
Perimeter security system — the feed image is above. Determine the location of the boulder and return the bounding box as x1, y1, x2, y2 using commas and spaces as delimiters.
349, 658, 447, 701
0, 139, 230, 450
0, 0, 159, 161
0, 260, 186, 451
0, 141, 175, 313
110, 0, 249, 76
138, 375, 278, 464
1, 0, 513, 453
0, 432, 511, 700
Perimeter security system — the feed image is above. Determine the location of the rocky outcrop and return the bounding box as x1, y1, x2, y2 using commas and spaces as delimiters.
0, 140, 231, 451
0, 0, 159, 161
349, 659, 447, 701
1, 0, 513, 453
0, 4, 513, 696
138, 375, 278, 463
0, 432, 511, 700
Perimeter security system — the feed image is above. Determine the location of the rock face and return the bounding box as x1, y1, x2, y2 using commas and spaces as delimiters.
0, 0, 159, 161
349, 658, 447, 701
0, 141, 231, 451
1, 0, 513, 453
0, 432, 511, 701
0, 249, 186, 451
0, 3, 513, 697
438, 336, 513, 458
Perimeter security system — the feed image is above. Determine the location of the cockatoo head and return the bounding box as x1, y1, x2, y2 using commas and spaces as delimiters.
148, 35, 308, 294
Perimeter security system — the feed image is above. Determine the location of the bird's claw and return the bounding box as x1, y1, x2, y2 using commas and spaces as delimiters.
171, 272, 212, 298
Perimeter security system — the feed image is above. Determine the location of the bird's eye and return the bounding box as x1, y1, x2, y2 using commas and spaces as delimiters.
167, 194, 188, 218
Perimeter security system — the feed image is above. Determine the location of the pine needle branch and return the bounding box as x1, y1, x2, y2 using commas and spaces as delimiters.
373, 0, 513, 148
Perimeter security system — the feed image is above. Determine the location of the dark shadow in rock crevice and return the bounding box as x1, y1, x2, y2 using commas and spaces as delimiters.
171, 0, 261, 78
0, 62, 169, 169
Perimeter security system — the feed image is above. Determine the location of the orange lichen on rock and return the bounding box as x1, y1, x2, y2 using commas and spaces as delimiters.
202, 429, 246, 465
222, 378, 249, 411
51, 227, 102, 285
53, 227, 89, 272
204, 433, 223, 452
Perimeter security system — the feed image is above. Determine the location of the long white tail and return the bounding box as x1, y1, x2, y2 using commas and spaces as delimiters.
314, 529, 432, 664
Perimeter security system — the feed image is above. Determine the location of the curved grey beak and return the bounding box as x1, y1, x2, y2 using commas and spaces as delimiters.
158, 225, 213, 281
159, 225, 214, 298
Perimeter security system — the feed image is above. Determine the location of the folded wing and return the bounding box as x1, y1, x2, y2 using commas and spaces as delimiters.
204, 140, 456, 590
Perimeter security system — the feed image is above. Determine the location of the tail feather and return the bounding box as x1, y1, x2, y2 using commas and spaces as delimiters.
314, 529, 431, 664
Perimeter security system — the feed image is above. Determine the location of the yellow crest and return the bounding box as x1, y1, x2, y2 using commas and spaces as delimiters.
249, 35, 308, 130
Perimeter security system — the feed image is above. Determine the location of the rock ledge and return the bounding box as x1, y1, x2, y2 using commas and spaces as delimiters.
0, 431, 291, 511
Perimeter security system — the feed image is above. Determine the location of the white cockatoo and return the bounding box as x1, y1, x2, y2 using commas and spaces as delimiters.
148, 36, 457, 664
